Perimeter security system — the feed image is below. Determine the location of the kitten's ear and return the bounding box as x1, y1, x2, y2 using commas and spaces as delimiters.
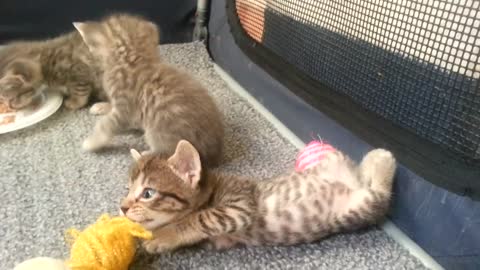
168, 140, 202, 188
73, 21, 104, 47
138, 21, 160, 45
147, 22, 160, 43
73, 22, 89, 39
130, 149, 142, 162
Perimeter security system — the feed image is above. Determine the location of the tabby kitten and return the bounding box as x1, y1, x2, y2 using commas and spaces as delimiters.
120, 140, 396, 253
0, 31, 106, 111
73, 14, 224, 166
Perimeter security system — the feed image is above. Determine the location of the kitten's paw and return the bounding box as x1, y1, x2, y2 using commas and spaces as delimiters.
143, 226, 180, 254
141, 150, 153, 156
206, 236, 239, 250
363, 149, 395, 171
142, 238, 177, 254
64, 96, 87, 110
201, 241, 216, 250
82, 134, 109, 152
89, 102, 111, 115
360, 149, 396, 190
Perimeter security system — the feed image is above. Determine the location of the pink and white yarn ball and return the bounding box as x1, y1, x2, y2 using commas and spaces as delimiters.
295, 140, 336, 172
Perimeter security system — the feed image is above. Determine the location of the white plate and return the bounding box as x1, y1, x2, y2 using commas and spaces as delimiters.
0, 91, 63, 134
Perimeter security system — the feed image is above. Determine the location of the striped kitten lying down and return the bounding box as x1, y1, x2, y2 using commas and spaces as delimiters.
120, 140, 396, 253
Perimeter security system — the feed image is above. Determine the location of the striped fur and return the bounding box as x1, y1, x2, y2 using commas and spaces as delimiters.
0, 31, 104, 110
74, 14, 224, 166
120, 140, 396, 254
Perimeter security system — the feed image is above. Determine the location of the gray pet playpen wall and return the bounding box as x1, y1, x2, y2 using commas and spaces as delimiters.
1, 0, 478, 269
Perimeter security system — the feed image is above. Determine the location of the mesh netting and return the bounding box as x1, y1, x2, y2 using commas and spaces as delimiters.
236, 0, 480, 163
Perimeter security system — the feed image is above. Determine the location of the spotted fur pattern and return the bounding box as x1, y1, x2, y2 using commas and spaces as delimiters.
0, 31, 105, 110
74, 14, 224, 166
120, 140, 396, 253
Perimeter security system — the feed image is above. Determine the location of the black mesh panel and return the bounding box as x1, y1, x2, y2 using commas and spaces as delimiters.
246, 0, 480, 163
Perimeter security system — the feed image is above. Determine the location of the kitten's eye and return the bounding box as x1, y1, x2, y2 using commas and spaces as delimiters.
142, 188, 156, 199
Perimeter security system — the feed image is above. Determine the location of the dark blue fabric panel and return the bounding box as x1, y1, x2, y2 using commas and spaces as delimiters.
208, 1, 480, 269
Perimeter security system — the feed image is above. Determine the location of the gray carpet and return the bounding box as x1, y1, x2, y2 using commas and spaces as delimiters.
0, 42, 427, 270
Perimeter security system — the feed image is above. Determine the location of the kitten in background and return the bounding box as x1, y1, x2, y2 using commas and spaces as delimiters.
74, 14, 224, 167
121, 140, 396, 253
0, 31, 108, 112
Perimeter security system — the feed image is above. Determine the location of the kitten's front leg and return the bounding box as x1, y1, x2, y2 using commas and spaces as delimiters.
143, 206, 253, 254
64, 83, 92, 110
82, 109, 126, 151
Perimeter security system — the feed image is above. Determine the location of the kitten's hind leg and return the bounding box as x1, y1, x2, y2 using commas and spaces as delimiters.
317, 151, 362, 189
332, 150, 396, 231
82, 109, 127, 152
89, 102, 111, 115
359, 149, 396, 194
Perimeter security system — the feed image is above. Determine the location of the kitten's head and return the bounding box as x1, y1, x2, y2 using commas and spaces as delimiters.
120, 140, 203, 230
0, 59, 43, 109
73, 13, 160, 63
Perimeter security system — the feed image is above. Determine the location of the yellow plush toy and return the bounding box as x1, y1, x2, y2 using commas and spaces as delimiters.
14, 214, 153, 270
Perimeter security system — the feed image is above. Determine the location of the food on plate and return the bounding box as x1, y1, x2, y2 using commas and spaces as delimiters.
0, 100, 17, 126
1, 115, 16, 125
0, 100, 15, 114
